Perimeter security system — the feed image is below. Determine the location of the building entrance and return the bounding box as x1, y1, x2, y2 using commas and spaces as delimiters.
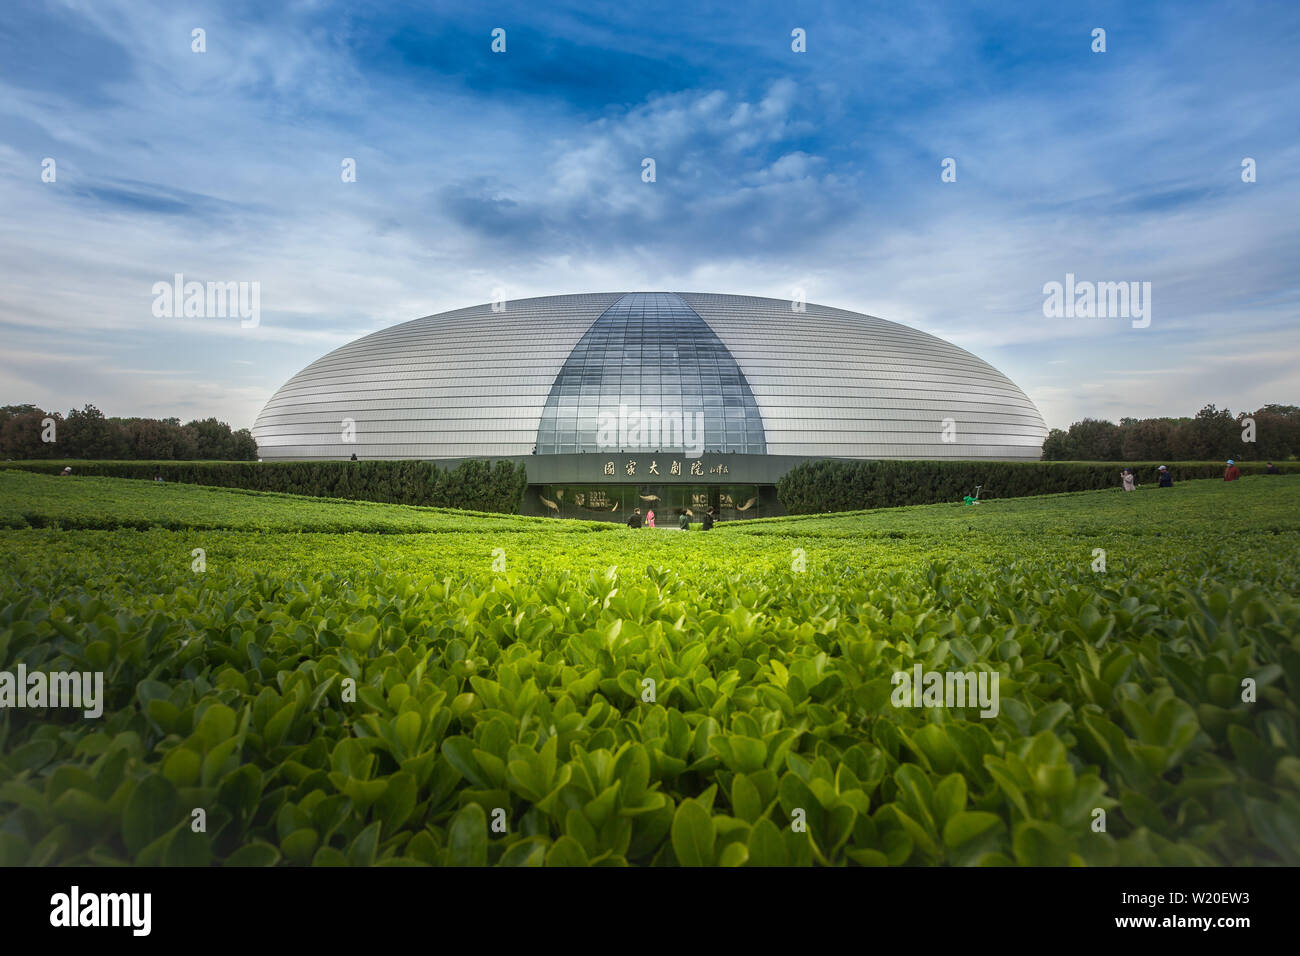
533, 483, 764, 522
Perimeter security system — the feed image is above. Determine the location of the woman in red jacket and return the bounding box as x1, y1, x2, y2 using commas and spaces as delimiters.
1224, 460, 1242, 481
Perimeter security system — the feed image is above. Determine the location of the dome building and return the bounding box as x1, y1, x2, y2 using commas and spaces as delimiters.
252, 292, 1047, 519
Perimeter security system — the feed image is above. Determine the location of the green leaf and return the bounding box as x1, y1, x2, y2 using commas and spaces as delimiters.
376, 772, 417, 834
846, 848, 889, 866
614, 744, 650, 808
1012, 821, 1070, 866
162, 748, 201, 787
122, 776, 180, 856
499, 838, 547, 867
671, 799, 715, 867
394, 711, 422, 755
441, 737, 490, 789
545, 835, 589, 867
942, 811, 1003, 849
712, 736, 767, 774
731, 774, 764, 823
280, 827, 319, 865
196, 703, 238, 749
447, 804, 487, 867
932, 773, 968, 828
224, 842, 281, 866
6, 740, 56, 772
51, 788, 112, 830
164, 827, 212, 867
747, 818, 788, 867
263, 701, 298, 748
312, 846, 349, 867
718, 842, 749, 866
349, 821, 382, 867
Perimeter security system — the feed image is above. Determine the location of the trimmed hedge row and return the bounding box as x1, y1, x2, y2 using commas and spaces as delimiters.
0, 459, 529, 514
775, 459, 1300, 515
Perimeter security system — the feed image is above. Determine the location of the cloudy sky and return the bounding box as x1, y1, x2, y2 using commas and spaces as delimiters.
1, 0, 1297, 431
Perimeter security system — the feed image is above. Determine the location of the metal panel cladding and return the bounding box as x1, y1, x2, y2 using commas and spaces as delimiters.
679, 293, 1047, 460
253, 292, 1048, 461
252, 294, 623, 459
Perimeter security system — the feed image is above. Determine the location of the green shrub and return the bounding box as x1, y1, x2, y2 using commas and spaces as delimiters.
776, 459, 1300, 514
1, 474, 1297, 866
0, 459, 529, 514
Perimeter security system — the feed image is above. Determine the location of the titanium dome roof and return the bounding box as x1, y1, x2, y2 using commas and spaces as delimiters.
252, 292, 1048, 461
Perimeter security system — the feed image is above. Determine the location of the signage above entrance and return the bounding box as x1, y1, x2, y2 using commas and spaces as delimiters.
601, 458, 730, 479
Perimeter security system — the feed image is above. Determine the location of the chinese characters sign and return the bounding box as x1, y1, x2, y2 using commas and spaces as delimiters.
601, 458, 728, 479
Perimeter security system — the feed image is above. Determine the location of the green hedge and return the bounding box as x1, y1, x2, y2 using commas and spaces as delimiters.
0, 459, 529, 513
775, 459, 1300, 515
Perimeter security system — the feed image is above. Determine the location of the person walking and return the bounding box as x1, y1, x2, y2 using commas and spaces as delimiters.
1157, 465, 1173, 488
627, 508, 643, 529
701, 507, 715, 531
678, 510, 690, 531
1224, 459, 1242, 482
1121, 468, 1136, 492
646, 509, 655, 528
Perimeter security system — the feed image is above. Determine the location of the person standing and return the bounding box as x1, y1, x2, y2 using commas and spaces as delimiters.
678, 510, 690, 531
646, 509, 655, 528
1157, 465, 1173, 488
627, 508, 643, 529
1121, 468, 1136, 491
1224, 460, 1241, 482
701, 507, 715, 531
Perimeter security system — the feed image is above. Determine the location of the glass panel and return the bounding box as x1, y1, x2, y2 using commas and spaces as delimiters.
534, 293, 767, 455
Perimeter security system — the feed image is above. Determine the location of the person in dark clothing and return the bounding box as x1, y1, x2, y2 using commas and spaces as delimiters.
1157, 465, 1173, 487
349, 452, 358, 461
678, 510, 690, 531
1224, 460, 1241, 482
627, 508, 643, 529
701, 508, 715, 531
1265, 462, 1280, 474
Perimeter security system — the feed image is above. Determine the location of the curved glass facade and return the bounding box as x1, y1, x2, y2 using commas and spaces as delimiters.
534, 293, 767, 455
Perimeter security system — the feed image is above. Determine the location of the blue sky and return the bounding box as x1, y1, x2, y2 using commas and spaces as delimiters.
1, 0, 1297, 431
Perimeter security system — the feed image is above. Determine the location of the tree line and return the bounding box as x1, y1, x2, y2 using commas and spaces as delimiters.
0, 404, 258, 461
1041, 404, 1299, 462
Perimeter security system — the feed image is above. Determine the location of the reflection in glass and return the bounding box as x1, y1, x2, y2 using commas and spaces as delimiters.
536, 293, 767, 455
